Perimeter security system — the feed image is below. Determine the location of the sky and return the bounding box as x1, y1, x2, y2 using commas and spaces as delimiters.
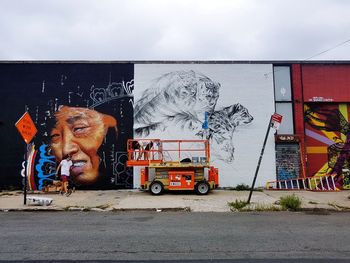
1, 0, 350, 61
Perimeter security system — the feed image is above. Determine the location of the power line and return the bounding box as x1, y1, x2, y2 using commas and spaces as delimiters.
304, 38, 350, 60
263, 38, 350, 78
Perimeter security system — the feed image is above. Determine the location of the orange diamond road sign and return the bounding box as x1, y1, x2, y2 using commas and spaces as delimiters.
15, 112, 37, 144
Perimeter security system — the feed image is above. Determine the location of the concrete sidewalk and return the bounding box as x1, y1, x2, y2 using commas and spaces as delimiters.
0, 189, 350, 212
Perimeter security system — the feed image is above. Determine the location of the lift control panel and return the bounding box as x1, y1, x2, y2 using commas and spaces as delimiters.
168, 171, 195, 190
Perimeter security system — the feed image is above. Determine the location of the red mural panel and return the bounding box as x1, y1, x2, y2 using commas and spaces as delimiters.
304, 103, 350, 189
302, 65, 350, 102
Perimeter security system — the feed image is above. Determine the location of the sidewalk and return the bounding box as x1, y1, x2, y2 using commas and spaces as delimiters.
0, 189, 349, 212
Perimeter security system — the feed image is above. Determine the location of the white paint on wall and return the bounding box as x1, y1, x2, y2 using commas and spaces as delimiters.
134, 63, 275, 188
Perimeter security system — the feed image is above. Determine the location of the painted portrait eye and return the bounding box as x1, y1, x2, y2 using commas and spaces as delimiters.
50, 133, 61, 143
73, 126, 89, 134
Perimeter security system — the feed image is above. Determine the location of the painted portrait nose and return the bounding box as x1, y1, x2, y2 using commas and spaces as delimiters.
62, 129, 79, 157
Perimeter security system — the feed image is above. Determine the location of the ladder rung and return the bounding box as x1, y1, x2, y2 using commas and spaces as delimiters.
266, 175, 338, 191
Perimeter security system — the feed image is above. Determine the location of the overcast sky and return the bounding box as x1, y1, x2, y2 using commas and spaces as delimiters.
1, 0, 349, 61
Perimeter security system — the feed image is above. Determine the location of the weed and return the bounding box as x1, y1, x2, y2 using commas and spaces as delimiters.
234, 184, 251, 191
0, 192, 14, 196
229, 200, 281, 212
228, 199, 248, 211
221, 185, 262, 191
64, 206, 72, 211
279, 194, 302, 211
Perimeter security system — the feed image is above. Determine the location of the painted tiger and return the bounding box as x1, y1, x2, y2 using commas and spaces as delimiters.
196, 103, 254, 163
134, 70, 220, 136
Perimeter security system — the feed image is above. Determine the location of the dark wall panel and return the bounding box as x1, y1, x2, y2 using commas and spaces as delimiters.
0, 63, 134, 190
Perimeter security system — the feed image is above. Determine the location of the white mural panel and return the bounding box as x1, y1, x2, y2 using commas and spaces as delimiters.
134, 64, 275, 187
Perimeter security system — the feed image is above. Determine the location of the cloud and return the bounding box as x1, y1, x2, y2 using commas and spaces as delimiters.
0, 0, 349, 60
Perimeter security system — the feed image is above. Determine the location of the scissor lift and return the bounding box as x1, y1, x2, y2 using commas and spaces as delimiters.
127, 139, 219, 195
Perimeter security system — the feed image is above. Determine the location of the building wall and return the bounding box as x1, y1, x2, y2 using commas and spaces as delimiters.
0, 62, 289, 190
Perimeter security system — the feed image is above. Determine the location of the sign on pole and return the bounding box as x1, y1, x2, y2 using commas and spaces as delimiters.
271, 112, 283, 130
15, 112, 37, 205
15, 112, 37, 144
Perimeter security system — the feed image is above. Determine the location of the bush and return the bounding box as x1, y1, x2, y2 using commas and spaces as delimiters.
279, 194, 302, 211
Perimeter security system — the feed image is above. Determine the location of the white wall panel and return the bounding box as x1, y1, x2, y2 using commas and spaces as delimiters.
134, 64, 275, 187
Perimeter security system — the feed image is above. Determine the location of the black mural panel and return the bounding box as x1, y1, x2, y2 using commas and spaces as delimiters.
0, 63, 134, 190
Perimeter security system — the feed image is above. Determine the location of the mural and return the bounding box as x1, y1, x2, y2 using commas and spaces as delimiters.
196, 103, 254, 163
134, 64, 276, 187
0, 63, 276, 189
135, 70, 220, 136
134, 70, 255, 163
0, 63, 134, 190
304, 103, 350, 189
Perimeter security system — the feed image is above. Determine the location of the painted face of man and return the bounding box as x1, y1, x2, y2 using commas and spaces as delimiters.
50, 106, 117, 185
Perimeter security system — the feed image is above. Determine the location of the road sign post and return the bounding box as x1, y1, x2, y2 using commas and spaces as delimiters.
15, 112, 37, 205
247, 113, 283, 204
23, 145, 28, 205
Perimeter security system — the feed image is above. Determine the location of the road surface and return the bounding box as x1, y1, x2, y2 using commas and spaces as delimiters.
0, 211, 349, 262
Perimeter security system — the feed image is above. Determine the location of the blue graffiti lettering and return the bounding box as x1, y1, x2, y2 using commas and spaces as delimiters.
35, 144, 57, 190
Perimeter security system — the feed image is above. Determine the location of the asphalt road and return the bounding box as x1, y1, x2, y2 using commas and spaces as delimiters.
0, 211, 349, 262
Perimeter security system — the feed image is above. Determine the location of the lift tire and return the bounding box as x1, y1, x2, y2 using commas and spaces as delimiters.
195, 181, 210, 195
150, 181, 164, 195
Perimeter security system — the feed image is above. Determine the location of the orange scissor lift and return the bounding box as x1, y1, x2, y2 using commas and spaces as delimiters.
127, 139, 219, 195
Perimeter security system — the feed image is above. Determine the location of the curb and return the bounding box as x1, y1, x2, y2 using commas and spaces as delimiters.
300, 207, 350, 213
0, 208, 64, 212
2, 206, 350, 213
111, 207, 191, 212
0, 207, 192, 212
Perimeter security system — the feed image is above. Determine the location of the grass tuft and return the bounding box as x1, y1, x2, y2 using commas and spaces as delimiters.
64, 206, 72, 211
279, 194, 302, 211
228, 199, 248, 211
